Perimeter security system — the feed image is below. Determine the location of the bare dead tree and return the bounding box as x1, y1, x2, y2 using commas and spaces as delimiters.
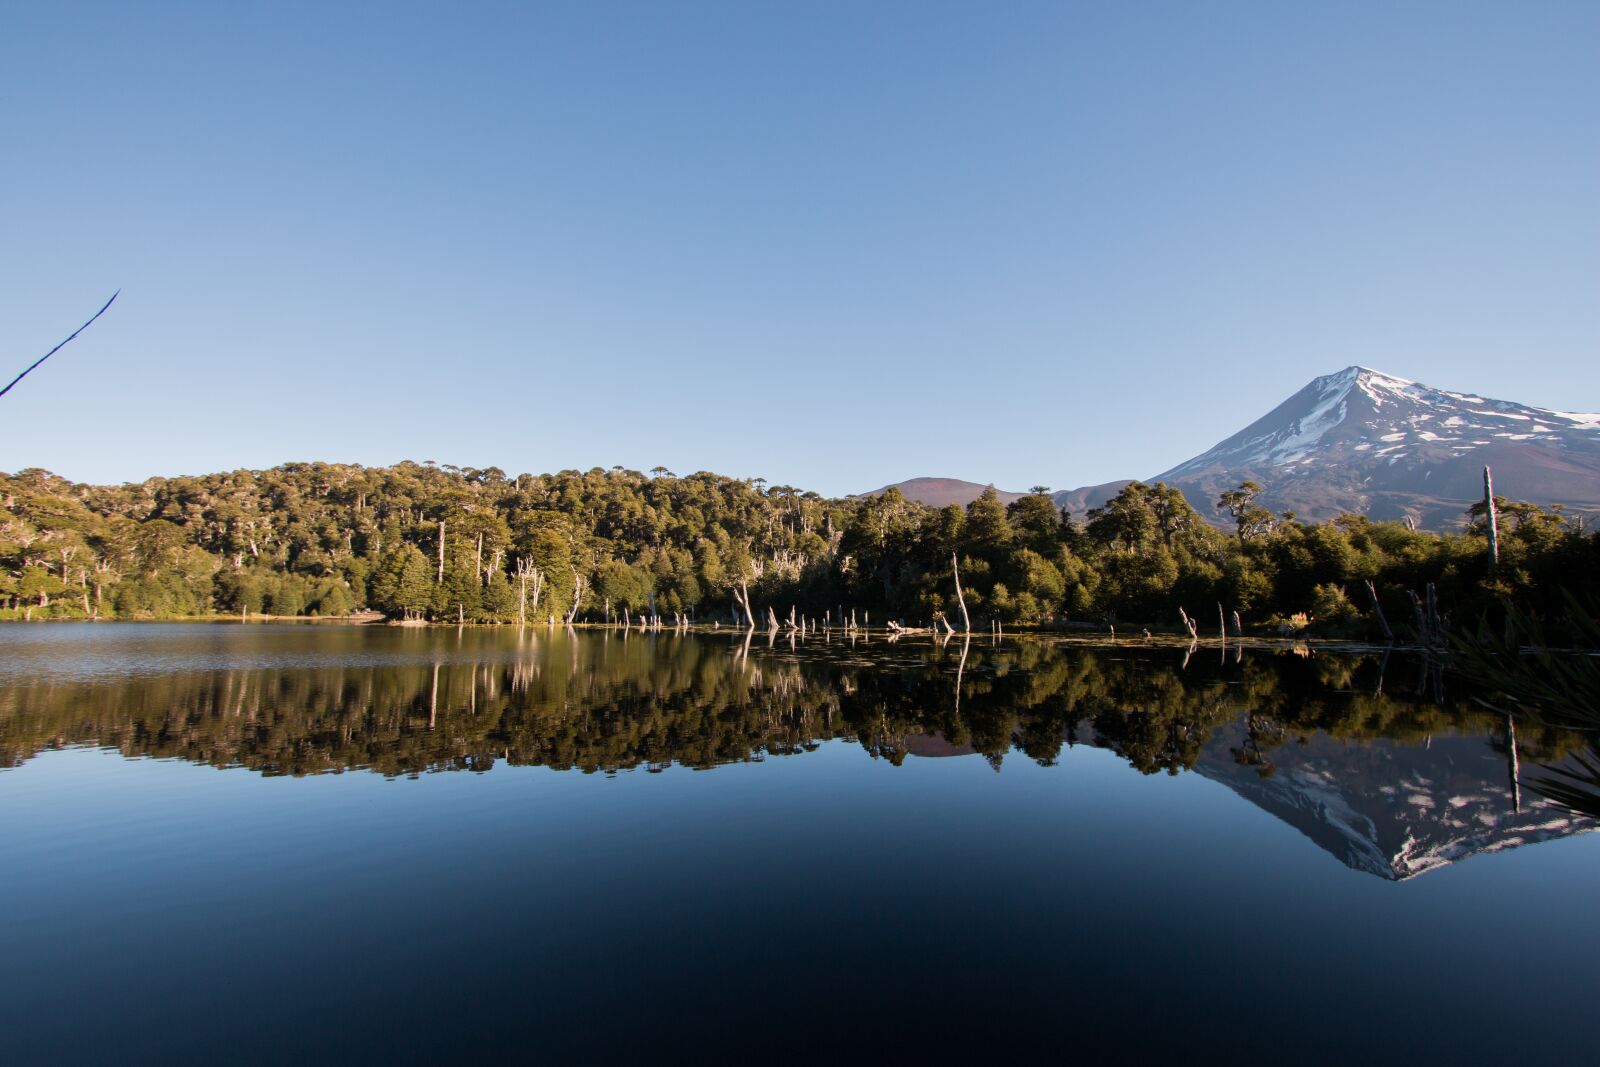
951, 553, 971, 633
1178, 606, 1198, 640
1, 291, 119, 400
514, 556, 544, 626
1483, 465, 1500, 573
1365, 580, 1394, 642
731, 579, 756, 629
565, 568, 588, 624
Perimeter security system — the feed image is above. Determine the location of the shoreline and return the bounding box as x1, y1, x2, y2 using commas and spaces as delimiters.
5, 614, 1586, 655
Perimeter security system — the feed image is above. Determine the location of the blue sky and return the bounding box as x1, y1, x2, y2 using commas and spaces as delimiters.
3, 1, 1595, 495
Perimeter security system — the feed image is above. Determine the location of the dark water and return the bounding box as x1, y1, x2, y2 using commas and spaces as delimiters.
1, 624, 1595, 1063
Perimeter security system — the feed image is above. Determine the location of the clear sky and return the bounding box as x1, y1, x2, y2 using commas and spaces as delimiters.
3, 1, 1596, 495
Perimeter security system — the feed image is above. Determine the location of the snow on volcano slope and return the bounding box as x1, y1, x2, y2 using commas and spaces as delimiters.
1151, 367, 1600, 528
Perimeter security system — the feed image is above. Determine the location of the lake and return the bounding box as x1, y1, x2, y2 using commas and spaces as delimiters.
2, 623, 1596, 1063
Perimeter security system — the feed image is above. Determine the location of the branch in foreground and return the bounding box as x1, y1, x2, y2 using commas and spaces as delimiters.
0, 290, 120, 400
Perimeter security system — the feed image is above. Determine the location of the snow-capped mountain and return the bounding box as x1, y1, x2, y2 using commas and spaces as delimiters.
865, 367, 1599, 528
1149, 366, 1600, 527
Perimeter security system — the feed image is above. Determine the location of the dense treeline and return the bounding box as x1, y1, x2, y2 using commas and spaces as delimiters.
1, 461, 1594, 638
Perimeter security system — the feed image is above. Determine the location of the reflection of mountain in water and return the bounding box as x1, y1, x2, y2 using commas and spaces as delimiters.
1195, 723, 1592, 880
0, 627, 1592, 878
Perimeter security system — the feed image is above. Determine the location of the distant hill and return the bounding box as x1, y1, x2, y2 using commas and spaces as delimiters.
1050, 479, 1134, 518
858, 477, 1024, 508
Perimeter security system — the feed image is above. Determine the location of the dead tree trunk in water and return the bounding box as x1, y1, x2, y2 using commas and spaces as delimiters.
732, 580, 756, 629
1483, 465, 1499, 574
1407, 590, 1430, 645
1364, 580, 1394, 642
565, 569, 587, 624
951, 553, 971, 634
1505, 713, 1521, 814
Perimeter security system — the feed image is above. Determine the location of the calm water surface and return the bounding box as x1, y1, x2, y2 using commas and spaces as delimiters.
2, 624, 1596, 1063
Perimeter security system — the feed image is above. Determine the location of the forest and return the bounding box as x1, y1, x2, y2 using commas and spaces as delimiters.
1, 461, 1593, 640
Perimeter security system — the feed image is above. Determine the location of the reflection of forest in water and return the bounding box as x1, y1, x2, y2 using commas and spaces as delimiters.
3, 629, 1590, 878
0, 629, 1581, 778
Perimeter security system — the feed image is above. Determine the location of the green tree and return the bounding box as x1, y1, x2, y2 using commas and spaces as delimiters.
1218, 481, 1273, 543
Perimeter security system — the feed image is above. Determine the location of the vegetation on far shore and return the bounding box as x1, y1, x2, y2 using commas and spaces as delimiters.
2, 462, 1593, 642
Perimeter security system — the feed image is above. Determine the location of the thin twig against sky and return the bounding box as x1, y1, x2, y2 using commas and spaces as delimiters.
0, 290, 119, 400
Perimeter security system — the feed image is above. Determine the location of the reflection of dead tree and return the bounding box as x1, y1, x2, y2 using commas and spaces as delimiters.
737, 625, 754, 669
1, 291, 119, 400
955, 635, 970, 716
1414, 651, 1444, 703
429, 662, 440, 729
1504, 713, 1521, 814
